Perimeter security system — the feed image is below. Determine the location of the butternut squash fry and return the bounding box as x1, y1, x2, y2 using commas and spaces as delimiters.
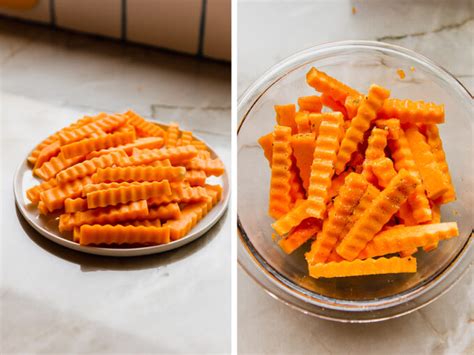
379, 99, 444, 124
125, 110, 165, 137
309, 257, 416, 279
61, 130, 136, 159
59, 200, 149, 232
86, 180, 171, 209
405, 126, 449, 200
278, 218, 321, 254
305, 173, 368, 264
306, 113, 344, 218
78, 224, 170, 246
306, 67, 360, 104
92, 166, 186, 183
269, 125, 293, 219
423, 124, 456, 203
357, 222, 458, 259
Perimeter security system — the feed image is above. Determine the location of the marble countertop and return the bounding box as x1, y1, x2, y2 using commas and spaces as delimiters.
0, 19, 231, 353
237, 1, 473, 354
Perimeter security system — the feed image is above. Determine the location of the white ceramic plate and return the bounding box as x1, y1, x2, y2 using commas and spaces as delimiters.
14, 126, 230, 257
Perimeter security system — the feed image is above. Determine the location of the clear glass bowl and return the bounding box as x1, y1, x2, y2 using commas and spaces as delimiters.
237, 41, 473, 322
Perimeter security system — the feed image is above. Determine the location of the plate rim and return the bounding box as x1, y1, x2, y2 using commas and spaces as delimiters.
14, 121, 230, 257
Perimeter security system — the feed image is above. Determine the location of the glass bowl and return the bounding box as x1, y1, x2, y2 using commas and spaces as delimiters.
237, 41, 473, 322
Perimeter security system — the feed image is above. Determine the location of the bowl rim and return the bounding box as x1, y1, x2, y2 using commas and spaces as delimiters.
237, 40, 474, 321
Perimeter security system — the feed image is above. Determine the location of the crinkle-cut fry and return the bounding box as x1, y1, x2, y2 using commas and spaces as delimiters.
306, 67, 360, 104
27, 115, 96, 165
140, 203, 181, 221
306, 113, 344, 218
335, 85, 390, 174
34, 141, 61, 169
125, 110, 165, 137
124, 219, 162, 227
279, 218, 321, 254
89, 129, 107, 137
197, 150, 211, 160
38, 201, 49, 215
26, 178, 58, 204
271, 200, 320, 236
78, 224, 170, 246
305, 173, 368, 264
269, 125, 293, 219
204, 184, 223, 203
321, 94, 348, 117
344, 95, 362, 119
388, 128, 432, 223
336, 169, 418, 261
58, 114, 127, 145
290, 133, 316, 191
164, 188, 220, 241
86, 180, 171, 209
34, 153, 85, 181
179, 131, 193, 146
362, 127, 388, 183
365, 128, 388, 161
184, 157, 225, 177
423, 124, 456, 203
59, 200, 149, 232
129, 145, 198, 166
82, 181, 140, 196
166, 122, 180, 147
347, 184, 380, 229
275, 104, 297, 133
185, 170, 207, 186
371, 157, 397, 188
378, 99, 444, 124
40, 176, 93, 212
61, 130, 136, 160
64, 197, 88, 213
405, 126, 449, 200
191, 140, 208, 151
86, 137, 164, 159
309, 257, 417, 279
92, 166, 185, 183
149, 159, 172, 167
328, 171, 350, 199
374, 119, 401, 140
357, 222, 459, 259
258, 133, 273, 165
298, 96, 322, 113
28, 135, 57, 165
295, 112, 311, 133
147, 186, 209, 206
56, 150, 129, 183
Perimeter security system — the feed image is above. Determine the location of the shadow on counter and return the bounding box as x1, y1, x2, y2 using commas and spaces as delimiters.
16, 206, 227, 272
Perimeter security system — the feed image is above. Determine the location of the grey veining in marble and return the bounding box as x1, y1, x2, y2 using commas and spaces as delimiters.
238, 1, 473, 354
0, 19, 231, 354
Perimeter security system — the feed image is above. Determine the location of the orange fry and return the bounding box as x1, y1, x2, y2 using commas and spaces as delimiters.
78, 224, 170, 246
309, 257, 416, 279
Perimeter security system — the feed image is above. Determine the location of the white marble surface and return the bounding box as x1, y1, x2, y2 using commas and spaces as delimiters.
0, 20, 231, 354
238, 1, 473, 354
